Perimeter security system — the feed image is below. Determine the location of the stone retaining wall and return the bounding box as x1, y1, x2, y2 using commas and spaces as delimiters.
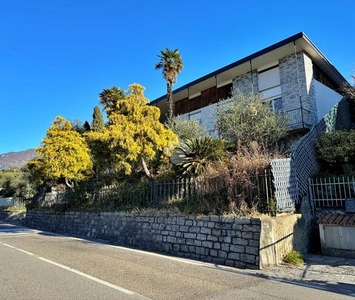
0, 210, 26, 222
26, 211, 261, 269
25, 211, 304, 269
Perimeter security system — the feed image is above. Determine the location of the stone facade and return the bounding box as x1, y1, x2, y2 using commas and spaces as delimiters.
26, 211, 262, 269
232, 70, 258, 95
230, 52, 319, 130
180, 51, 339, 136
279, 52, 317, 129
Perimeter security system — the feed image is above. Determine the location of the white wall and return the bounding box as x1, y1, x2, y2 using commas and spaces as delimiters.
181, 97, 241, 137
319, 224, 355, 250
0, 198, 14, 206
179, 102, 220, 136
314, 80, 343, 121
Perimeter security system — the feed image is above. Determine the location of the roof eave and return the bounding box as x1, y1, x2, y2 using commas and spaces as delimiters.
151, 32, 347, 104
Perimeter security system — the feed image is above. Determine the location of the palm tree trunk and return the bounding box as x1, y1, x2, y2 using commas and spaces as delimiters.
166, 81, 174, 122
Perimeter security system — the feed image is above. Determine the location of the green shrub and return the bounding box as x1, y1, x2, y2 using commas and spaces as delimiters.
167, 117, 208, 141
315, 130, 355, 174
215, 91, 288, 152
283, 250, 304, 265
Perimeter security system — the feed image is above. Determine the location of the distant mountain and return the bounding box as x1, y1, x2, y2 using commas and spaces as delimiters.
0, 149, 36, 170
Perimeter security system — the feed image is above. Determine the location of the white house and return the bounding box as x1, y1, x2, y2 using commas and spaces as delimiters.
151, 32, 346, 136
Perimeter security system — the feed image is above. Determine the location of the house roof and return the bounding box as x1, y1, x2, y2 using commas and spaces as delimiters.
151, 32, 347, 105
317, 212, 355, 226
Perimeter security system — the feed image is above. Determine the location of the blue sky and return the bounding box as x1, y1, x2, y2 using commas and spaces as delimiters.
1, 0, 354, 154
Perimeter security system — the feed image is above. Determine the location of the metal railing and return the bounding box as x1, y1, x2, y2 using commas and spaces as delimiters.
0, 197, 31, 207
36, 172, 275, 214
309, 175, 355, 209
284, 107, 312, 130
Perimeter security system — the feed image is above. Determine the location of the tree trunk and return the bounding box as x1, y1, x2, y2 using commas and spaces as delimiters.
65, 178, 75, 189
166, 81, 174, 122
141, 157, 153, 179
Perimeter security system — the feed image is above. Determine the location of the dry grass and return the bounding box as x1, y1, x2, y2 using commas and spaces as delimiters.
202, 141, 281, 215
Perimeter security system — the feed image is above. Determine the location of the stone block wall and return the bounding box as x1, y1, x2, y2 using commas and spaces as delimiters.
230, 51, 318, 130
26, 211, 261, 269
232, 70, 258, 95
304, 56, 318, 126
279, 52, 317, 128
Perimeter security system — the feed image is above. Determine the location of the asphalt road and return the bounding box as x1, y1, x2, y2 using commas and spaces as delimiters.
0, 222, 352, 300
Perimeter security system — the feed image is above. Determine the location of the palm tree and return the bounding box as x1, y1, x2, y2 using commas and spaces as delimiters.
99, 86, 125, 116
155, 48, 183, 122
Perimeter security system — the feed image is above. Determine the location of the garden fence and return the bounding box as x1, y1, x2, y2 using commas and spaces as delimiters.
39, 171, 274, 214
0, 197, 31, 207
309, 175, 355, 209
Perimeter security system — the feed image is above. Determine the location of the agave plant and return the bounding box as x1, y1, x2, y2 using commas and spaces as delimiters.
171, 137, 228, 178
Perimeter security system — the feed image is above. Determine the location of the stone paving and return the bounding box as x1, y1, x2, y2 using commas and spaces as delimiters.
254, 254, 355, 296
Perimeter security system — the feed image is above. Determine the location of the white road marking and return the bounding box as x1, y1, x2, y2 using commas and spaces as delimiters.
0, 227, 207, 268
1, 224, 212, 267
0, 241, 143, 297
1, 224, 238, 273
38, 257, 135, 295
3, 225, 236, 271
2, 242, 35, 256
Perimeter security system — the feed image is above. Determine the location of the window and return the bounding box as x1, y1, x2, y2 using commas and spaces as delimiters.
258, 66, 281, 99
258, 66, 280, 90
267, 97, 283, 112
258, 66, 283, 113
